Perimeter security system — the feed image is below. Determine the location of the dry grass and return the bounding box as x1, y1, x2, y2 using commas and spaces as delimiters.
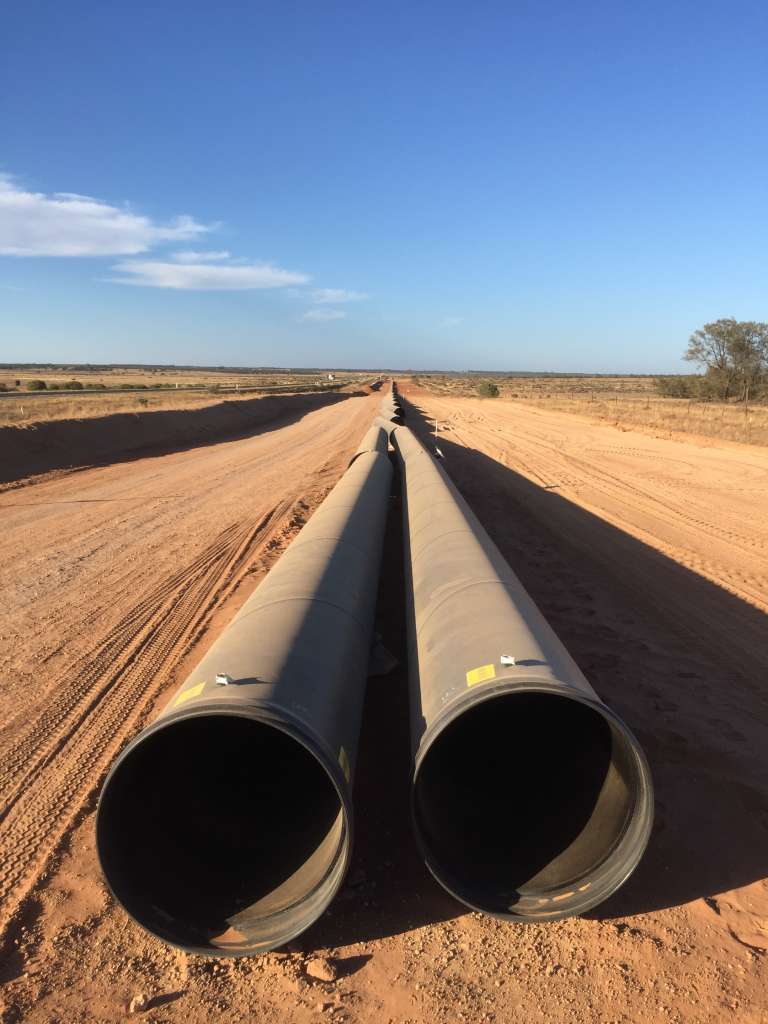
0, 368, 361, 390
519, 392, 768, 446
0, 390, 232, 428
415, 375, 768, 447
0, 373, 372, 428
417, 373, 657, 398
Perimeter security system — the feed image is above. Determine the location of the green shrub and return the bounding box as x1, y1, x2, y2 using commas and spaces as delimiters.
476, 380, 500, 398
654, 374, 745, 401
26, 379, 47, 391
655, 376, 693, 398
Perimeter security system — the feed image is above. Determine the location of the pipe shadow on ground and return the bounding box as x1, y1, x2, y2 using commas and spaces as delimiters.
0, 390, 367, 488
396, 395, 768, 922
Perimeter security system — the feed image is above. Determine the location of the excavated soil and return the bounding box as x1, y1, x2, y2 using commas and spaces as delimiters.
1, 382, 767, 1023
0, 389, 360, 488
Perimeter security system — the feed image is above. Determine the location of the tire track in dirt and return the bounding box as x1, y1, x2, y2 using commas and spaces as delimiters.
415, 389, 768, 686
0, 495, 303, 939
450, 404, 768, 560
0, 510, 279, 817
439, 401, 768, 588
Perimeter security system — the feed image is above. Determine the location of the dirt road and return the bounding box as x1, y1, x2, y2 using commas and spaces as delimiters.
418, 388, 768, 677
2, 383, 767, 1023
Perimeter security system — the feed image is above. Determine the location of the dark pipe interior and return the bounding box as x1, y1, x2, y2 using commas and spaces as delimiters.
97, 715, 343, 951
413, 692, 635, 915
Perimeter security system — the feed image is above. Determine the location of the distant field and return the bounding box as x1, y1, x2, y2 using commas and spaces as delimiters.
0, 366, 365, 391
0, 368, 374, 427
416, 373, 658, 397
414, 374, 768, 446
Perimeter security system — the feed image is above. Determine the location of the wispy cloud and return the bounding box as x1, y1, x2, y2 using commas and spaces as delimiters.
301, 308, 347, 322
0, 173, 362, 305
439, 316, 464, 328
171, 250, 231, 263
0, 175, 208, 256
110, 259, 309, 290
312, 288, 368, 304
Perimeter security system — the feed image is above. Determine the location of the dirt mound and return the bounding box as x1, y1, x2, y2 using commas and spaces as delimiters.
0, 391, 354, 487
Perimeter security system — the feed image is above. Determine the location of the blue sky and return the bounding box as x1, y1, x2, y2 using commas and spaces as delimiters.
1, 1, 766, 371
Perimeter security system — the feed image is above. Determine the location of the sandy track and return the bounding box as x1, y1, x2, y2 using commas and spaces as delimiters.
0, 391, 378, 939
422, 390, 768, 680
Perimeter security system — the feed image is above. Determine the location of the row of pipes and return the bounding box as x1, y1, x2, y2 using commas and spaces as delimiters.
97, 382, 653, 956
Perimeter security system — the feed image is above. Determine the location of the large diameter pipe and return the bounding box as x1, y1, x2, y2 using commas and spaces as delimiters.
97, 445, 392, 955
350, 423, 388, 464
379, 398, 404, 424
393, 425, 653, 920
369, 415, 398, 439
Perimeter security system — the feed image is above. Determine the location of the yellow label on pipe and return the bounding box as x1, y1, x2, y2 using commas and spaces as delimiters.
338, 746, 351, 782
466, 663, 496, 687
174, 681, 205, 707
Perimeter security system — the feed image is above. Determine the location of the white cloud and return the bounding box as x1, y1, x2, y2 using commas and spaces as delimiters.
312, 288, 368, 303
171, 250, 231, 263
439, 316, 464, 328
109, 258, 309, 290
0, 173, 363, 307
301, 308, 347, 322
0, 175, 208, 256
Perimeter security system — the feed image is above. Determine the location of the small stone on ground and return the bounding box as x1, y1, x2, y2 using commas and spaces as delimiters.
305, 957, 338, 983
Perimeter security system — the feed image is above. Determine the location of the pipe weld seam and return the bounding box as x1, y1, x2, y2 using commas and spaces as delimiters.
414, 578, 526, 639
234, 595, 371, 637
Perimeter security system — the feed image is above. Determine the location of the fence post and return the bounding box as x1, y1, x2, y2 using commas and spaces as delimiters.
744, 385, 750, 442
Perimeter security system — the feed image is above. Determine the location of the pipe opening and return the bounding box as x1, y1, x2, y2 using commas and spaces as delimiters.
97, 714, 346, 953
413, 691, 647, 918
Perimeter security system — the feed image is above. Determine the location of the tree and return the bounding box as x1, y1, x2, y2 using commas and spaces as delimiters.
655, 376, 693, 398
685, 319, 768, 400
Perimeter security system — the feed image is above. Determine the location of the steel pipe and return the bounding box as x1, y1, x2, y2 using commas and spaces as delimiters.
369, 415, 398, 439
379, 397, 404, 424
392, 424, 653, 920
349, 423, 389, 464
97, 444, 392, 955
